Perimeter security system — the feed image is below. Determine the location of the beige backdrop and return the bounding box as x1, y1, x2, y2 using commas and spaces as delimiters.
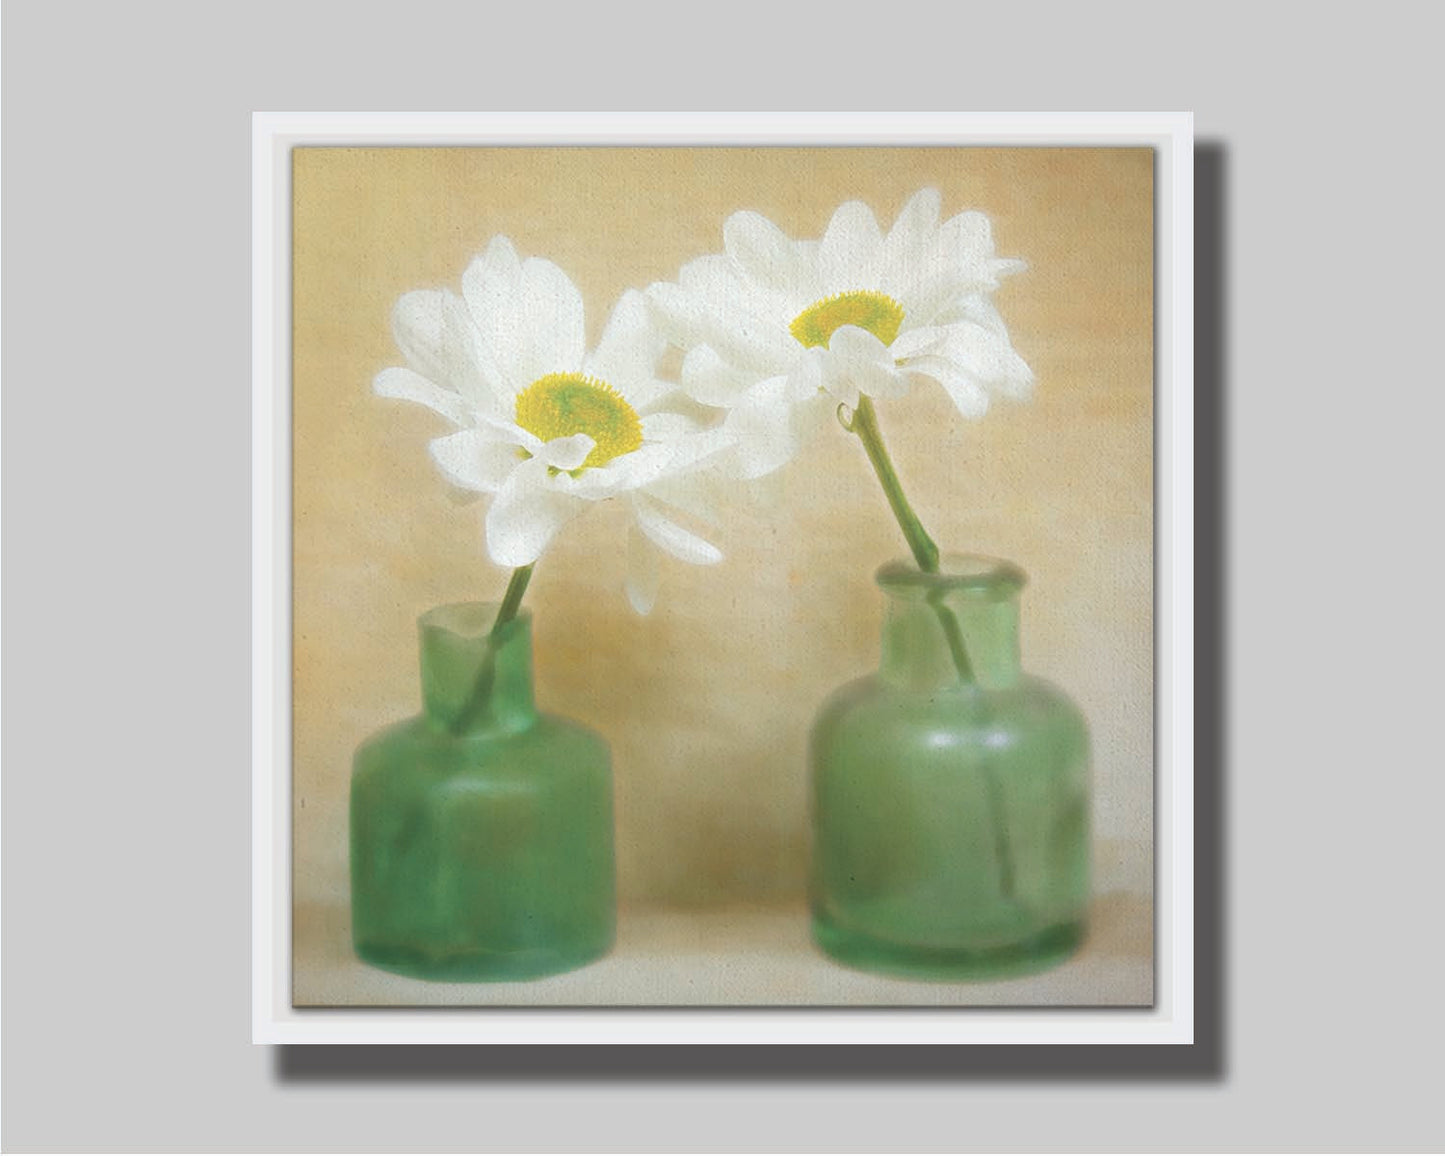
291, 147, 1153, 1000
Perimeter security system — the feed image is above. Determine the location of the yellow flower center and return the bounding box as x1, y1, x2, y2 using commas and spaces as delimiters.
790, 290, 904, 349
513, 372, 643, 471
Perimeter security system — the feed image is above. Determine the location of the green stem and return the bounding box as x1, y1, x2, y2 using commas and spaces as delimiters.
843, 395, 1015, 900
926, 585, 977, 687
850, 396, 940, 574
980, 768, 1018, 899
492, 563, 534, 636
847, 397, 974, 683
447, 564, 534, 736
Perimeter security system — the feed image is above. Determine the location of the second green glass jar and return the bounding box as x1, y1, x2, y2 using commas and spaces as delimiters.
809, 556, 1091, 980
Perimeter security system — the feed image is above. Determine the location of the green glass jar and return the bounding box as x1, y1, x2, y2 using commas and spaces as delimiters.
351, 603, 615, 981
809, 556, 1090, 980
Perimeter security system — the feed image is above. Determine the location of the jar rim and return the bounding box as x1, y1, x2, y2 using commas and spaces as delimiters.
876, 554, 1027, 598
418, 601, 533, 640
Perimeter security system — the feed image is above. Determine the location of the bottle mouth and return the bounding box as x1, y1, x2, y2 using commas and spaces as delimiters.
419, 601, 532, 641
876, 554, 1027, 600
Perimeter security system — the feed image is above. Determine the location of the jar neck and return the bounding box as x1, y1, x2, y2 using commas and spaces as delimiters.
418, 602, 537, 735
876, 556, 1026, 691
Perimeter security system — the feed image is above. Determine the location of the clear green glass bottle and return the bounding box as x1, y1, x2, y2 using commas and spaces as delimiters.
351, 603, 615, 981
810, 556, 1090, 980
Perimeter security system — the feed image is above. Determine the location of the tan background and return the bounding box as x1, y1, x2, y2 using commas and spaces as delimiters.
292, 147, 1153, 1001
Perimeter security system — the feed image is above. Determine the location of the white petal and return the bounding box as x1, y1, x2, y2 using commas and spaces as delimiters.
392, 290, 462, 381
784, 345, 826, 399
635, 390, 724, 429
537, 433, 595, 472
484, 458, 589, 566
466, 235, 521, 283
641, 469, 724, 526
661, 426, 736, 475
643, 280, 698, 347
586, 289, 665, 394
823, 325, 906, 404
888, 325, 951, 361
427, 428, 523, 493
724, 210, 820, 301
510, 257, 587, 386
570, 423, 733, 500
931, 294, 1010, 337
461, 236, 526, 391
720, 375, 809, 479
897, 211, 1025, 325
705, 321, 799, 379
895, 274, 970, 330
679, 250, 793, 320
640, 412, 701, 440
564, 445, 671, 499
908, 360, 992, 419
992, 256, 1028, 281
996, 366, 1035, 402
798, 388, 841, 436
862, 363, 912, 400
632, 494, 723, 565
624, 379, 681, 416
827, 323, 892, 363
680, 344, 760, 407
655, 256, 798, 374
883, 188, 942, 289
373, 367, 473, 427
934, 211, 1027, 291
392, 290, 505, 413
819, 200, 883, 292
945, 210, 996, 256
625, 523, 662, 615
939, 323, 1035, 400
472, 411, 544, 454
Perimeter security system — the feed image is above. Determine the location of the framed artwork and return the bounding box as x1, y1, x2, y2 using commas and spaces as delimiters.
254, 112, 1193, 1044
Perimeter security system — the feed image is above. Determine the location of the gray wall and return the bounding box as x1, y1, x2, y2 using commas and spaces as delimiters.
4, 1, 1442, 1150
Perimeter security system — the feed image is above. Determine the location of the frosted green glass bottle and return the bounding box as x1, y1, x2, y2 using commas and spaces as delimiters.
351, 603, 615, 981
810, 556, 1090, 980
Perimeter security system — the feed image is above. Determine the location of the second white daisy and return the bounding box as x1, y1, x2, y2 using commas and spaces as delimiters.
645, 189, 1035, 477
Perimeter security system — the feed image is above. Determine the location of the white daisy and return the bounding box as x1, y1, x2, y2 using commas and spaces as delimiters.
645, 189, 1034, 478
375, 236, 732, 613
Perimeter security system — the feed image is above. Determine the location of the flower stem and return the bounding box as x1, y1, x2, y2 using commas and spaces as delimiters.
849, 396, 940, 574
447, 564, 535, 736
847, 397, 975, 683
843, 395, 1015, 901
492, 563, 534, 636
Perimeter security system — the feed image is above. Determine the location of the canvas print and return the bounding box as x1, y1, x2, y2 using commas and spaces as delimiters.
290, 146, 1154, 1006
